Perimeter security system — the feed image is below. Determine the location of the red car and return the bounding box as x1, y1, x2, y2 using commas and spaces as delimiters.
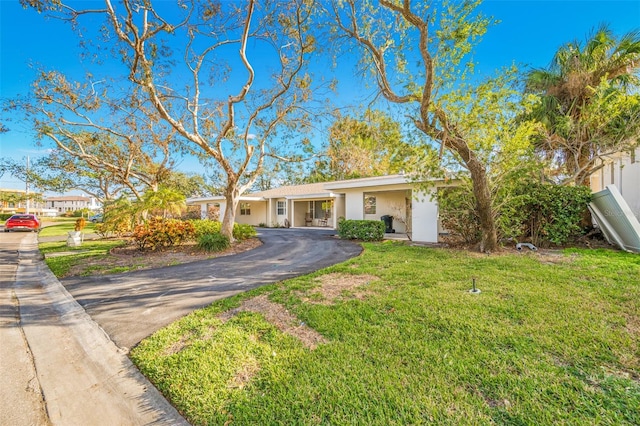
4, 214, 41, 232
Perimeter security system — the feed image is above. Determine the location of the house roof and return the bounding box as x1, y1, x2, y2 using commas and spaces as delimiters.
46, 196, 93, 201
186, 173, 445, 204
324, 174, 411, 189
252, 182, 329, 198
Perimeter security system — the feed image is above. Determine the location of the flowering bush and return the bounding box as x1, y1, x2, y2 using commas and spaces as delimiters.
133, 218, 196, 251
74, 217, 86, 232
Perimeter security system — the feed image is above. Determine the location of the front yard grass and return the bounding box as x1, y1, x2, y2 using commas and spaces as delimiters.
39, 220, 97, 237
39, 240, 126, 277
130, 242, 640, 425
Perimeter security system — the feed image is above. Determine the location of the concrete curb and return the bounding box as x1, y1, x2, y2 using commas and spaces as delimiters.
15, 235, 189, 426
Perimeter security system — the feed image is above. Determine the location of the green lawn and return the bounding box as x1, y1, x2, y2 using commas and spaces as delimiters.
130, 243, 640, 425
39, 240, 126, 277
39, 220, 97, 237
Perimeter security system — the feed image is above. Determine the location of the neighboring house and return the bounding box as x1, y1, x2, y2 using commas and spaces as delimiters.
0, 188, 49, 215
45, 195, 101, 214
590, 146, 640, 220
187, 174, 451, 243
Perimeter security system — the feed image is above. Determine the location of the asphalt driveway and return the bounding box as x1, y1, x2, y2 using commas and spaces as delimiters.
61, 228, 362, 349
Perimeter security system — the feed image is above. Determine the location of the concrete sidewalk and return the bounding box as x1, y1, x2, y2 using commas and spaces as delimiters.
1, 232, 188, 425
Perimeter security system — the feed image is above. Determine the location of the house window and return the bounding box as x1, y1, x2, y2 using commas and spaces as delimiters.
240, 203, 251, 215
313, 200, 332, 219
364, 195, 376, 215
277, 201, 286, 216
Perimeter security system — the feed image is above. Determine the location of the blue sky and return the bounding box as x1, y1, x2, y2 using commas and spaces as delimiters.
1, 0, 639, 192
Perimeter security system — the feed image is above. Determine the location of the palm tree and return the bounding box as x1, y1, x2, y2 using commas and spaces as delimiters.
525, 25, 640, 185
141, 186, 186, 219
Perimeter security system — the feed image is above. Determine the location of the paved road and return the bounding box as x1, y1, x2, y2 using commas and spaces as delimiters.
62, 228, 362, 350
0, 230, 187, 426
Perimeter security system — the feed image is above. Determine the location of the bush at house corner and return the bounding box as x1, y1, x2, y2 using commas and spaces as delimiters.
338, 219, 385, 241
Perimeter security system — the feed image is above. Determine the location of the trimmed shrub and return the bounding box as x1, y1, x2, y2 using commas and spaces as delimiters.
191, 219, 222, 238
338, 219, 385, 241
189, 220, 256, 241
233, 223, 257, 241
0, 213, 13, 221
133, 218, 196, 251
517, 183, 592, 246
197, 232, 230, 252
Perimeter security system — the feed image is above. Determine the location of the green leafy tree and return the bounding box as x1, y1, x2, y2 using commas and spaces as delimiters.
525, 25, 640, 185
309, 109, 416, 181
140, 186, 186, 219
162, 171, 210, 199
332, 0, 537, 252
5, 151, 130, 202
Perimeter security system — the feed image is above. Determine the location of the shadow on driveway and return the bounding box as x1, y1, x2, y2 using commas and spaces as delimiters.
61, 228, 362, 349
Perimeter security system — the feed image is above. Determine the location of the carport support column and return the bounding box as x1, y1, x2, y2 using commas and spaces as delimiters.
268, 199, 272, 227
200, 203, 207, 219
290, 200, 295, 228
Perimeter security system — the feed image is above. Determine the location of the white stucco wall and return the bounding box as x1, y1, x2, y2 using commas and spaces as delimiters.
411, 189, 439, 243
363, 191, 408, 233
591, 148, 640, 220
235, 201, 267, 226
340, 184, 439, 242
195, 200, 267, 225
344, 191, 364, 220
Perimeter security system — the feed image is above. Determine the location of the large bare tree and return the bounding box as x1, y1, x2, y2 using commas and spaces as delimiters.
17, 72, 178, 200
25, 0, 317, 240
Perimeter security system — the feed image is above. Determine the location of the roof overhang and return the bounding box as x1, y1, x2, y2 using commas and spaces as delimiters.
324, 175, 410, 190
284, 192, 343, 200
187, 195, 266, 204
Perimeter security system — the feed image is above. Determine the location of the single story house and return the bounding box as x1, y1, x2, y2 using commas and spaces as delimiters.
590, 146, 640, 220
187, 174, 451, 243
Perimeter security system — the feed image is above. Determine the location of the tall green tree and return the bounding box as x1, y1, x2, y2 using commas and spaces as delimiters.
525, 25, 640, 185
332, 0, 537, 252
309, 109, 416, 181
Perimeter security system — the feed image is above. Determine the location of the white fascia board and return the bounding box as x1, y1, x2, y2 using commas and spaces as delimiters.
187, 195, 265, 204
284, 192, 343, 200
324, 175, 410, 190
186, 196, 225, 203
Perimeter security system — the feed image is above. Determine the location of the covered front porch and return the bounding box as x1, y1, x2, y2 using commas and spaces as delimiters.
289, 195, 345, 228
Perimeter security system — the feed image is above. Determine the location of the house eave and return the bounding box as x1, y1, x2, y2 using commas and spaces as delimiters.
187, 195, 265, 204
284, 192, 343, 200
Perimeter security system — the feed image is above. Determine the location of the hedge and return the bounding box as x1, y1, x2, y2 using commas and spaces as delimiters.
338, 219, 385, 241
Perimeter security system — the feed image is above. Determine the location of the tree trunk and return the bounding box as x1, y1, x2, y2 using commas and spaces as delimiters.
221, 186, 239, 242
469, 164, 498, 252
445, 133, 499, 252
